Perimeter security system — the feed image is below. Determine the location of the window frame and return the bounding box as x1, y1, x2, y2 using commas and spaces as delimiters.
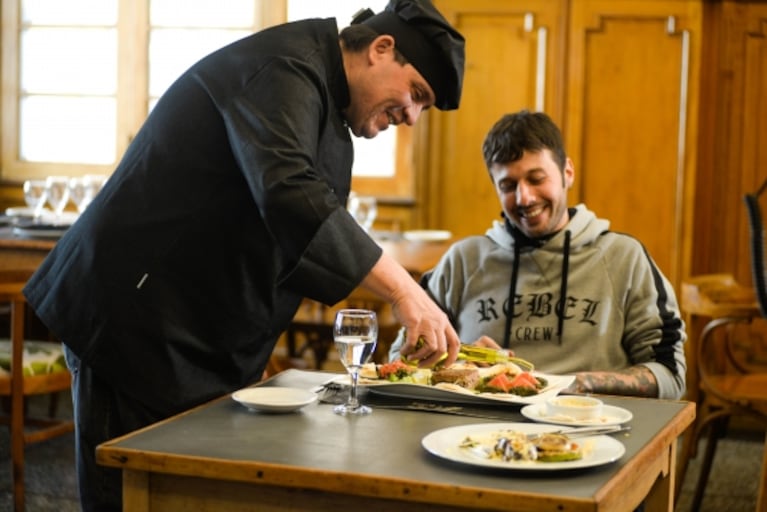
1, 0, 414, 201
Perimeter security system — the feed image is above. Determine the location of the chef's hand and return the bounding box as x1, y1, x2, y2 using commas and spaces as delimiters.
360, 253, 459, 368
470, 335, 511, 352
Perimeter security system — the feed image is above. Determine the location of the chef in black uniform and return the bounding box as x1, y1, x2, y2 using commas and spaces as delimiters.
23, 1, 465, 509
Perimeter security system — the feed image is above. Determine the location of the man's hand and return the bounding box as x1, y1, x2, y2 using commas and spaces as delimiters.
360, 253, 460, 368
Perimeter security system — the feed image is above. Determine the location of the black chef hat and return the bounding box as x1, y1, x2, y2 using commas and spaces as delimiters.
352, 0, 465, 111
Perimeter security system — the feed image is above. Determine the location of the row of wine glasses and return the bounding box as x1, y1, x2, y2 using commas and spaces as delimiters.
23, 174, 108, 222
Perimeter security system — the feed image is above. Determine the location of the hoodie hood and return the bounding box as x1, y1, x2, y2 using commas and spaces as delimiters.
486, 204, 610, 347
485, 204, 610, 251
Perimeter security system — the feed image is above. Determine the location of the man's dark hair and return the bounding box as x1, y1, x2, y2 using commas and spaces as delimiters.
481, 110, 567, 173
339, 24, 408, 64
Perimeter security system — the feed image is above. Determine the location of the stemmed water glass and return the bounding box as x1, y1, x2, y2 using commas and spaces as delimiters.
22, 179, 48, 220
333, 309, 378, 415
68, 175, 107, 213
347, 193, 378, 233
45, 176, 71, 223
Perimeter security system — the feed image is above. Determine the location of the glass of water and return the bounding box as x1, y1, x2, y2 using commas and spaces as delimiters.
333, 309, 378, 415
347, 193, 378, 233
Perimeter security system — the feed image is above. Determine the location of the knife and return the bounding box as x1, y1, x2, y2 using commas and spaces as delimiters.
372, 402, 511, 420
528, 425, 631, 439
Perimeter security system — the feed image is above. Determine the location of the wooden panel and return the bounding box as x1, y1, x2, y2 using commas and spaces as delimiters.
692, 1, 767, 285
736, 5, 767, 286
427, 0, 567, 239
566, 0, 702, 288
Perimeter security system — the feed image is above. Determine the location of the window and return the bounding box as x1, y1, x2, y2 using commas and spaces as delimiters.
2, 0, 413, 199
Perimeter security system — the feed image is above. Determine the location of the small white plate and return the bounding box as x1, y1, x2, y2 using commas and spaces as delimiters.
403, 230, 452, 242
5, 206, 52, 218
521, 403, 633, 427
232, 387, 317, 413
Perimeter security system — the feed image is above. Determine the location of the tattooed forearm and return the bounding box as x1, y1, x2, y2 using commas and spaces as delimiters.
567, 366, 659, 398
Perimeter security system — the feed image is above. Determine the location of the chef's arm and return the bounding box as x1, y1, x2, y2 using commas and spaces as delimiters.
359, 252, 459, 367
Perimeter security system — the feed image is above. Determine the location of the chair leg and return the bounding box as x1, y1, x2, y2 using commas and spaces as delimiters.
691, 414, 730, 511
10, 298, 26, 512
48, 391, 60, 418
758, 431, 767, 512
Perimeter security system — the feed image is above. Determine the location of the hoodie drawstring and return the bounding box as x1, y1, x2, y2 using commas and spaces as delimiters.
503, 242, 521, 349
503, 218, 573, 348
556, 230, 571, 344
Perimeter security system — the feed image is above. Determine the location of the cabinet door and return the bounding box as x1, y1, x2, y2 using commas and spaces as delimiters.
699, 1, 767, 286
565, 0, 702, 287
426, 0, 567, 239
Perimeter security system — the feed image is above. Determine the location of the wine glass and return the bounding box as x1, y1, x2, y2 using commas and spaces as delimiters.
68, 175, 106, 213
45, 176, 71, 223
67, 177, 90, 213
22, 179, 48, 219
333, 309, 378, 415
347, 193, 378, 233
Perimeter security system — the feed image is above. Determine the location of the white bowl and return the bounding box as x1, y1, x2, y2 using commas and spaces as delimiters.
546, 396, 604, 421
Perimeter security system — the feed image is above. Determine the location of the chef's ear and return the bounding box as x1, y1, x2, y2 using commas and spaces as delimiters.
563, 157, 575, 189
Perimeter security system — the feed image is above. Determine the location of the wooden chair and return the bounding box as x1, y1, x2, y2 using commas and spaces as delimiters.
0, 282, 74, 512
676, 180, 767, 510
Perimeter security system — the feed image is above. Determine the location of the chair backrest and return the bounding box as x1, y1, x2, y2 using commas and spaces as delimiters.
744, 178, 767, 318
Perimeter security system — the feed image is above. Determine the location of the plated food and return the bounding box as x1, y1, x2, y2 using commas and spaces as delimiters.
350, 358, 576, 406
361, 360, 547, 397
460, 428, 584, 463
422, 422, 626, 471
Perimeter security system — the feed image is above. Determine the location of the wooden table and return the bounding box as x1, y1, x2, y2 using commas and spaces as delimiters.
97, 369, 695, 512
0, 226, 55, 282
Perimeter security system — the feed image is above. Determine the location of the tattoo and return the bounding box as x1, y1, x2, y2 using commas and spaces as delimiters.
568, 366, 658, 398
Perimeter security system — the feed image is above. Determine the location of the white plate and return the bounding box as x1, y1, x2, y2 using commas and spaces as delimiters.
232, 387, 318, 413
5, 207, 47, 218
337, 372, 575, 406
12, 225, 70, 238
422, 422, 625, 471
521, 403, 633, 427
402, 230, 452, 242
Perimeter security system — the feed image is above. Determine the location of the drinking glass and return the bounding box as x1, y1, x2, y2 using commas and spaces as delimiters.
23, 179, 48, 219
333, 309, 378, 415
67, 175, 106, 213
45, 176, 71, 222
347, 193, 378, 233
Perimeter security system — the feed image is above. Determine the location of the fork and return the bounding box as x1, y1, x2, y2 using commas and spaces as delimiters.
527, 425, 631, 439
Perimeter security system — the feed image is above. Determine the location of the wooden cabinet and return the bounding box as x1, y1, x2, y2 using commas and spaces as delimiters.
421, 0, 568, 246
693, 1, 767, 287
425, 0, 703, 288
565, 0, 702, 288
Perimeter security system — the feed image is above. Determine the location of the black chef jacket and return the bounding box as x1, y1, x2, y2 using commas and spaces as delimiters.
23, 18, 383, 415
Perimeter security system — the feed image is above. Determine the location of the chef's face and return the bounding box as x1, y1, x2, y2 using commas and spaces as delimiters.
490, 149, 574, 239
344, 35, 435, 139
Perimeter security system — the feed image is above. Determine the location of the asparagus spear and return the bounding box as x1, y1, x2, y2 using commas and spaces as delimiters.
401, 333, 534, 371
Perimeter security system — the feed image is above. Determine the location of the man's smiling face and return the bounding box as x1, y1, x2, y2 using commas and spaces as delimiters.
490, 148, 574, 239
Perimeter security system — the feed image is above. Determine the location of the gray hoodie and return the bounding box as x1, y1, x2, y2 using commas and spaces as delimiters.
389, 204, 686, 399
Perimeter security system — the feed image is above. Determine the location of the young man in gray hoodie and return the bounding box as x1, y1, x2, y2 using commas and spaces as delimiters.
391, 110, 686, 399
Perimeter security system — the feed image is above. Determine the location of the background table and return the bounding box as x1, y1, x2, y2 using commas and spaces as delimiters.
97, 369, 695, 512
